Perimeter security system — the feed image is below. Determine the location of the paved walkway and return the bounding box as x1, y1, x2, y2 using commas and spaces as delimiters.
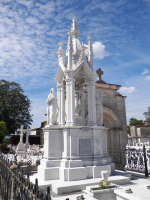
51, 174, 150, 200
114, 175, 150, 200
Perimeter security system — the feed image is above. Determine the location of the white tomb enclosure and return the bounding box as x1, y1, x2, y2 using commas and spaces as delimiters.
38, 17, 115, 183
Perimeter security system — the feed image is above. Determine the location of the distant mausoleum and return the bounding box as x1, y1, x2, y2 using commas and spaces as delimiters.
128, 124, 150, 145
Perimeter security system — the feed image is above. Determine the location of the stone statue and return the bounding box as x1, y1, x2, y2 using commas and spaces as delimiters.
75, 91, 82, 116
46, 88, 58, 125
96, 93, 103, 126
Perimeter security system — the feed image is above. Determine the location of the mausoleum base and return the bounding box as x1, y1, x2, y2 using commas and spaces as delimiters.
38, 162, 115, 181
37, 125, 115, 182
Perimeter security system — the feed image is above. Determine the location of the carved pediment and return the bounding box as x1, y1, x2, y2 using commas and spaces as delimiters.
74, 60, 96, 80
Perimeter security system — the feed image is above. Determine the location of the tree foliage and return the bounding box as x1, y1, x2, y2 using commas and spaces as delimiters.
0, 121, 8, 143
129, 118, 144, 126
143, 107, 150, 123
0, 79, 33, 134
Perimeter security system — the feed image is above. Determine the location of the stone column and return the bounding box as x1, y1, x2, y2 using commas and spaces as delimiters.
87, 79, 97, 126
60, 84, 65, 126
62, 129, 70, 159
57, 83, 61, 125
66, 76, 75, 126
81, 84, 85, 126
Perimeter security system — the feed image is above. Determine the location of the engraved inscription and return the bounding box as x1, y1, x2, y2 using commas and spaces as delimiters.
79, 139, 91, 155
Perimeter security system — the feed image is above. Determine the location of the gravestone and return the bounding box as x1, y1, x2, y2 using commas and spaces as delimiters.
16, 125, 30, 151
16, 125, 26, 151
24, 127, 30, 149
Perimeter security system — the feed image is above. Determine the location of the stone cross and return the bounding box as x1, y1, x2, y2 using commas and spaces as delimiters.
17, 125, 30, 143
26, 127, 30, 144
96, 68, 103, 80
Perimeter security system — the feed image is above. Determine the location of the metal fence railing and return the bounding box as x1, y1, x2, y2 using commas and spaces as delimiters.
0, 153, 51, 200
125, 144, 149, 177
108, 149, 126, 170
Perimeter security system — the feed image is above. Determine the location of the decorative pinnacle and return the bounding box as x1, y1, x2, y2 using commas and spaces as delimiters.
88, 36, 92, 41
57, 41, 65, 56
71, 17, 80, 37
58, 42, 63, 48
81, 42, 87, 52
68, 31, 73, 36
88, 36, 93, 52
72, 16, 78, 31
67, 31, 73, 52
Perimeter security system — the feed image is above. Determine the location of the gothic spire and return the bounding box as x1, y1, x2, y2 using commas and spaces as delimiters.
71, 17, 80, 38
88, 36, 93, 71
67, 31, 73, 69
57, 42, 65, 66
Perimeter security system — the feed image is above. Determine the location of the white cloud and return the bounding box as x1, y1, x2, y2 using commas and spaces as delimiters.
16, 0, 33, 9
115, 53, 120, 56
25, 16, 40, 24
93, 42, 109, 59
146, 76, 150, 80
119, 87, 137, 93
141, 68, 149, 75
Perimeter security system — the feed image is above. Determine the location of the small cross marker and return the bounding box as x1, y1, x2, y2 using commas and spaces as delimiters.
96, 68, 103, 80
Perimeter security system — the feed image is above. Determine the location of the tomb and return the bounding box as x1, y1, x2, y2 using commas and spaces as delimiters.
37, 17, 115, 184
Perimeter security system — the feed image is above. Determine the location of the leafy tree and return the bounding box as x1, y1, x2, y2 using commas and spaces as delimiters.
0, 79, 33, 134
143, 107, 150, 123
0, 121, 8, 143
129, 118, 144, 126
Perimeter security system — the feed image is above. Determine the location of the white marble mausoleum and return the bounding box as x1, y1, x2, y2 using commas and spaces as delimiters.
37, 17, 115, 182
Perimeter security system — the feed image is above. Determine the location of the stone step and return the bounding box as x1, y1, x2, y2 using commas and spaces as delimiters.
30, 174, 131, 195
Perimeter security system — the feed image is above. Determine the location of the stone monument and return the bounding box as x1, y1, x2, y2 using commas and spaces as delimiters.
37, 17, 115, 183
16, 125, 26, 151
16, 125, 30, 151
24, 127, 30, 149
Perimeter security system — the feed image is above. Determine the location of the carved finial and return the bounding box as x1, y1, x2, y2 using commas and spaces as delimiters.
57, 42, 65, 57
96, 68, 103, 80
72, 17, 77, 31
58, 42, 63, 48
71, 17, 80, 38
88, 36, 92, 41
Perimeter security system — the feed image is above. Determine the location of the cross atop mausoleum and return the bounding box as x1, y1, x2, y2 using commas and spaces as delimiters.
96, 68, 103, 80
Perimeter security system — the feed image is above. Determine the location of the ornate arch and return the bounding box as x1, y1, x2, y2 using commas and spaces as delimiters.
103, 106, 122, 128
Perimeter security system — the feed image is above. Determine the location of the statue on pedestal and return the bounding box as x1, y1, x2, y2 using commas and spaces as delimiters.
46, 88, 58, 125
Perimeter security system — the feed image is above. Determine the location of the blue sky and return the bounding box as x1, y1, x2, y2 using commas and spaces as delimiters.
0, 0, 150, 128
